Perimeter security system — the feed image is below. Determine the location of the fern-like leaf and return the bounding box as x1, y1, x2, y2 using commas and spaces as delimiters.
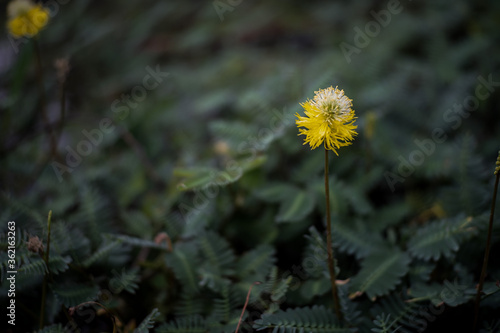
207, 285, 244, 333
36, 324, 68, 333
370, 295, 427, 333
350, 249, 411, 299
166, 242, 201, 295
70, 186, 111, 245
335, 220, 388, 259
52, 283, 99, 307
198, 231, 236, 291
236, 244, 276, 282
157, 315, 207, 333
480, 319, 500, 333
81, 239, 122, 268
174, 291, 206, 317
407, 215, 476, 261
263, 266, 292, 303
300, 278, 331, 302
107, 233, 169, 250
276, 188, 316, 223
371, 314, 399, 333
135, 308, 160, 333
338, 284, 365, 328
254, 305, 350, 332
109, 267, 140, 294
212, 285, 232, 323
49, 222, 90, 260
17, 255, 71, 278
302, 226, 330, 278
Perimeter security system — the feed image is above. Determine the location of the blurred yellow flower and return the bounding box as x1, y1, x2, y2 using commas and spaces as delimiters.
7, 0, 50, 38
296, 86, 357, 154
364, 110, 377, 140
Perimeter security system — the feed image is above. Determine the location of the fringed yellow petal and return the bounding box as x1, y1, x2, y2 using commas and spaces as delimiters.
296, 86, 357, 154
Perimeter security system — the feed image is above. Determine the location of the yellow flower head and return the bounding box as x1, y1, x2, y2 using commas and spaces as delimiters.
296, 86, 357, 154
7, 0, 50, 38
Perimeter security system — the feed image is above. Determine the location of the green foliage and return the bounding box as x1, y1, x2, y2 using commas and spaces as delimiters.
480, 320, 500, 333
371, 314, 398, 333
3, 0, 500, 332
350, 250, 411, 299
17, 255, 72, 278
156, 315, 207, 333
81, 239, 124, 268
334, 219, 388, 260
135, 308, 160, 333
174, 291, 206, 317
370, 295, 424, 333
108, 233, 169, 250
109, 267, 140, 294
302, 226, 330, 278
255, 183, 316, 222
207, 285, 244, 333
253, 305, 350, 332
36, 324, 68, 333
263, 266, 292, 303
198, 231, 236, 292
407, 215, 476, 260
199, 231, 236, 276
166, 242, 201, 295
52, 284, 100, 307
236, 244, 276, 282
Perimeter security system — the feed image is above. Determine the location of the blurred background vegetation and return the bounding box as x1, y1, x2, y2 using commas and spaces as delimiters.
1, 0, 500, 332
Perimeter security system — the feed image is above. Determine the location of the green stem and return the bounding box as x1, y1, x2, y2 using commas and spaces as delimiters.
325, 148, 343, 322
473, 166, 500, 331
39, 210, 52, 329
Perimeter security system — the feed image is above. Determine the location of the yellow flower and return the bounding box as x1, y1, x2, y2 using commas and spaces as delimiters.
296, 86, 357, 154
7, 0, 50, 38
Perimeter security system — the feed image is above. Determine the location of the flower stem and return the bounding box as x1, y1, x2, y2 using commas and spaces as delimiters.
473, 162, 500, 331
325, 148, 343, 322
39, 210, 52, 329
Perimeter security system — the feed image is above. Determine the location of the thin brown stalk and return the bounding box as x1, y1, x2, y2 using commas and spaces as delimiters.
235, 281, 261, 333
473, 163, 500, 331
325, 148, 343, 322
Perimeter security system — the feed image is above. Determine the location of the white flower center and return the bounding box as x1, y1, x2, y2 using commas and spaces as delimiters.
313, 88, 352, 123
